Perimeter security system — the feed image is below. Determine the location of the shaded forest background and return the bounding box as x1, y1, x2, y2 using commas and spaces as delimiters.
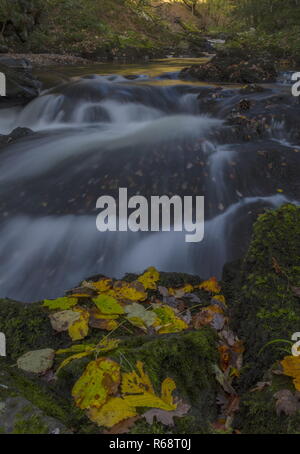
0, 0, 300, 62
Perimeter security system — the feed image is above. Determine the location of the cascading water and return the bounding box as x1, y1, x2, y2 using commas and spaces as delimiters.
0, 66, 299, 302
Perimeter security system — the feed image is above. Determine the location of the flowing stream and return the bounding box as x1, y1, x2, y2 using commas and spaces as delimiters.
0, 58, 299, 302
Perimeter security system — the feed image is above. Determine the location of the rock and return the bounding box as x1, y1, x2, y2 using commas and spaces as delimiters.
0, 368, 70, 434
180, 49, 277, 83
0, 280, 220, 434
0, 127, 34, 149
0, 57, 40, 106
225, 204, 300, 390
17, 349, 55, 374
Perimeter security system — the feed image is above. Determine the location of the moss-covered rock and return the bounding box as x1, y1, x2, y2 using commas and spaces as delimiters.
225, 204, 300, 390
0, 291, 220, 433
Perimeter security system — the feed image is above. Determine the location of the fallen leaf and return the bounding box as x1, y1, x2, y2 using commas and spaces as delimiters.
68, 307, 90, 341
93, 294, 124, 315
250, 381, 271, 392
87, 397, 137, 428
125, 303, 157, 331
91, 278, 113, 293
143, 400, 191, 427
104, 416, 140, 434
199, 277, 221, 294
138, 267, 160, 290
281, 356, 300, 391
292, 287, 300, 298
274, 389, 300, 416
49, 310, 81, 332
72, 358, 120, 410
153, 305, 188, 334
43, 297, 78, 310
111, 281, 147, 302
17, 348, 55, 374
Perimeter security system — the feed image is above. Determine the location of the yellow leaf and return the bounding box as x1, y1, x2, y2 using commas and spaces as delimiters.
121, 363, 176, 411
138, 267, 160, 290
123, 392, 176, 411
213, 294, 226, 305
281, 356, 300, 391
43, 297, 78, 310
153, 305, 188, 334
168, 284, 194, 297
122, 360, 154, 395
95, 338, 120, 354
68, 307, 90, 341
199, 277, 221, 294
89, 307, 119, 320
56, 344, 96, 355
87, 397, 137, 428
91, 278, 113, 293
56, 351, 93, 375
72, 358, 120, 410
110, 281, 147, 302
161, 377, 176, 406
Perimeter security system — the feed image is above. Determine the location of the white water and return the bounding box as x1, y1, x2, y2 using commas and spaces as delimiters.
0, 73, 298, 301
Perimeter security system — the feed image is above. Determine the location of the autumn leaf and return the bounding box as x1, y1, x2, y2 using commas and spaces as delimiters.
111, 281, 147, 302
281, 356, 300, 391
92, 294, 124, 315
68, 307, 90, 341
153, 305, 188, 334
198, 277, 221, 294
89, 307, 119, 320
122, 360, 154, 395
90, 278, 113, 293
121, 362, 176, 411
90, 318, 119, 331
143, 400, 191, 427
17, 348, 55, 374
87, 397, 137, 428
72, 358, 120, 410
43, 297, 78, 310
274, 389, 300, 416
56, 338, 120, 374
168, 284, 194, 298
49, 310, 81, 332
56, 344, 96, 355
56, 350, 93, 375
104, 416, 140, 434
125, 303, 157, 331
138, 267, 160, 290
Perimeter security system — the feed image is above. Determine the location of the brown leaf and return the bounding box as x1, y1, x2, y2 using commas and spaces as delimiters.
143, 400, 191, 427
292, 287, 300, 298
104, 416, 140, 434
274, 389, 300, 416
250, 381, 271, 392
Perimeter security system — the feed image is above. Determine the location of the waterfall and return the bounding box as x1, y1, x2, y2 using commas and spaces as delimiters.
0, 71, 299, 301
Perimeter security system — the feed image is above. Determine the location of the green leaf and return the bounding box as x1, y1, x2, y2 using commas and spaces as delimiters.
92, 294, 124, 315
43, 297, 78, 310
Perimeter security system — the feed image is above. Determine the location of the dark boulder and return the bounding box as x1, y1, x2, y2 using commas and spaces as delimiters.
180, 48, 277, 83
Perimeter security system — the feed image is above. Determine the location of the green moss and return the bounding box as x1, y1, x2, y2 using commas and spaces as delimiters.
0, 299, 69, 361
236, 373, 300, 434
227, 204, 300, 389
13, 413, 49, 434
